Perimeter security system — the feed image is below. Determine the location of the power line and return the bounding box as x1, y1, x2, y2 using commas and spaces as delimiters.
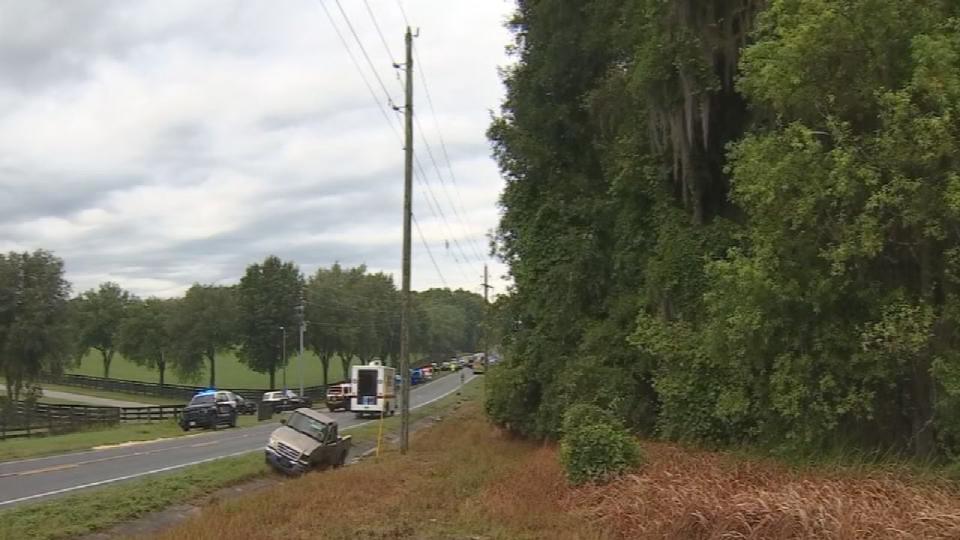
317, 1, 476, 286
333, 0, 398, 107
413, 43, 488, 262
413, 214, 449, 288
394, 0, 411, 27
317, 0, 400, 140
356, 2, 482, 273
363, 0, 397, 62
414, 113, 485, 263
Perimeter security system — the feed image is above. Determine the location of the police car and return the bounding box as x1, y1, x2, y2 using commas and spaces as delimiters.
178, 390, 238, 431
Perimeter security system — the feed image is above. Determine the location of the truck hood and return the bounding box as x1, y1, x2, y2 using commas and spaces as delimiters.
270, 426, 321, 455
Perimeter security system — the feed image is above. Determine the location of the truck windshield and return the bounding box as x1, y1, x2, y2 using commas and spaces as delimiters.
286, 412, 328, 441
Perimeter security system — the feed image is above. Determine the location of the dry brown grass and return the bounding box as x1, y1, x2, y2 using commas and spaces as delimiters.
565, 442, 960, 539
143, 404, 590, 540
144, 407, 960, 540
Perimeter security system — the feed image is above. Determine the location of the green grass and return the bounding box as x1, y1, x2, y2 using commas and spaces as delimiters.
70, 349, 350, 389
0, 416, 270, 463
36, 382, 184, 406
0, 382, 181, 407
0, 452, 269, 540
0, 379, 484, 540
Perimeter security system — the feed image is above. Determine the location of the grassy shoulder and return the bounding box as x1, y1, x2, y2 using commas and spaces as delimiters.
148, 390, 590, 540
148, 391, 960, 540
0, 415, 268, 463
0, 379, 484, 540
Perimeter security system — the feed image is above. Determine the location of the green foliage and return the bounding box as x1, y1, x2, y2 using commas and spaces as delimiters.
559, 404, 643, 485
73, 282, 134, 379
117, 298, 176, 386
170, 284, 237, 387
486, 0, 960, 463
237, 256, 303, 390
0, 250, 71, 401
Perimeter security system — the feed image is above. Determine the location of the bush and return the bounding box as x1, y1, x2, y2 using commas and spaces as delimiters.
560, 404, 643, 485
561, 402, 621, 435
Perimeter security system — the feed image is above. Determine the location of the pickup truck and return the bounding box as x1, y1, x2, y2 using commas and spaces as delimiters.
264, 408, 351, 474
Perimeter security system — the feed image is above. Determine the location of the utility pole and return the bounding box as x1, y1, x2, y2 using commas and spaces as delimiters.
482, 264, 492, 304
399, 26, 414, 455
280, 326, 287, 390
481, 264, 492, 371
296, 302, 305, 397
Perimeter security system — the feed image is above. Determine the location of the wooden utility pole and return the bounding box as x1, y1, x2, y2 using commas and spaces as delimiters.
399, 26, 414, 455
482, 264, 491, 304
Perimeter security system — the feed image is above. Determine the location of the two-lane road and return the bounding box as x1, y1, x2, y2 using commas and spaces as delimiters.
0, 370, 476, 509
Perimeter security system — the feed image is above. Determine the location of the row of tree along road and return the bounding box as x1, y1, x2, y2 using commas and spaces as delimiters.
0, 251, 485, 402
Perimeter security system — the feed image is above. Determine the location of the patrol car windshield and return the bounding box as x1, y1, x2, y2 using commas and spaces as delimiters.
286, 412, 328, 441
190, 394, 215, 405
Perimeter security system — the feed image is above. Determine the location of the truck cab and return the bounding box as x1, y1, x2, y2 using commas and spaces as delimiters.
264, 408, 352, 474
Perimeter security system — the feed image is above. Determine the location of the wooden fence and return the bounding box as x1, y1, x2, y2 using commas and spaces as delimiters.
39, 373, 329, 402
0, 402, 186, 441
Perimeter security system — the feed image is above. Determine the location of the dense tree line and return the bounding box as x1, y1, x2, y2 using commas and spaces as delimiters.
486, 0, 960, 459
0, 251, 485, 395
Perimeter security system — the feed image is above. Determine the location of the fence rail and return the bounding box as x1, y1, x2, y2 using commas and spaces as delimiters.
39, 373, 328, 401
0, 402, 187, 441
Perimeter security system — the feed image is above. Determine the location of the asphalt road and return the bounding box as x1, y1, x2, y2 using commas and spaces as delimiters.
0, 370, 476, 509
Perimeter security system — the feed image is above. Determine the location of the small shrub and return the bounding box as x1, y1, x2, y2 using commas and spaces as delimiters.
560, 404, 643, 485
561, 403, 621, 435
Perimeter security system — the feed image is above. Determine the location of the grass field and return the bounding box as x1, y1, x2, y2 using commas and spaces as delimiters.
0, 378, 483, 540
70, 349, 351, 389
0, 382, 182, 407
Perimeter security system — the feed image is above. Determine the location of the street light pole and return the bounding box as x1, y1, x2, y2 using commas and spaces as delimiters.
280, 326, 287, 390
297, 302, 305, 397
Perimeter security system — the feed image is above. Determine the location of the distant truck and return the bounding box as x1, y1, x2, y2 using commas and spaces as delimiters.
349, 360, 396, 418
471, 352, 487, 374
325, 383, 352, 412
264, 408, 351, 474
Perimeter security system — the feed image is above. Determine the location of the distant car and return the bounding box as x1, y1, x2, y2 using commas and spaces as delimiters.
179, 391, 237, 431
325, 383, 352, 412
233, 393, 257, 415
261, 390, 313, 412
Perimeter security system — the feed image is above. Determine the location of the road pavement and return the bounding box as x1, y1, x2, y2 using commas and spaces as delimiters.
0, 370, 476, 509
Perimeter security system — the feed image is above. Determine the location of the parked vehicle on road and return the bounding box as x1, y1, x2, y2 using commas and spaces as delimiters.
350, 360, 396, 418
179, 391, 237, 431
472, 353, 487, 374
325, 383, 352, 412
264, 409, 352, 474
261, 390, 313, 412
234, 393, 257, 415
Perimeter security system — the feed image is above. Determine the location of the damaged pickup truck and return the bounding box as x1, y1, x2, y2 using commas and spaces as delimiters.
264, 408, 351, 474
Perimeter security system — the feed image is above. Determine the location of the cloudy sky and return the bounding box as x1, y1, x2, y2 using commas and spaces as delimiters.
0, 0, 514, 298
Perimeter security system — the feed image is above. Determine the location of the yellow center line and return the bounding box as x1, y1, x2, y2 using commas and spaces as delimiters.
11, 463, 78, 477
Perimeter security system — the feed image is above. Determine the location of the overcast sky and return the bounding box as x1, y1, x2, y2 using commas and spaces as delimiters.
0, 0, 514, 299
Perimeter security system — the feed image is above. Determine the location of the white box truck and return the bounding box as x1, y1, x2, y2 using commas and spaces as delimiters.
349, 360, 396, 418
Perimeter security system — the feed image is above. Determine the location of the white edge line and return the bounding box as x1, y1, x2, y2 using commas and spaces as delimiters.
0, 375, 477, 508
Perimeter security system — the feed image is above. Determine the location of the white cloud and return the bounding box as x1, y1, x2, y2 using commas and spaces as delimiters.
0, 0, 513, 297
